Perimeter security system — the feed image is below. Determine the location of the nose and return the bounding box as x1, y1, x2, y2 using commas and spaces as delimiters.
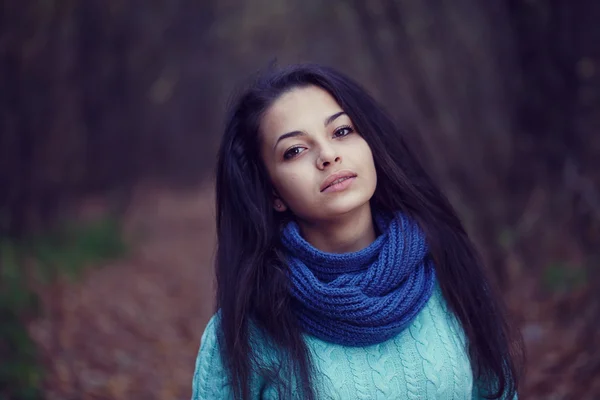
317, 144, 341, 170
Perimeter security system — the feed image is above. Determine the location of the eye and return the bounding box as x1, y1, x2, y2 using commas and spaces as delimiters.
333, 126, 354, 138
283, 146, 306, 160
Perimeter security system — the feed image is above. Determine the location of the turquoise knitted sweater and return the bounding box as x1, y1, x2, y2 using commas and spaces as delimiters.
191, 285, 515, 399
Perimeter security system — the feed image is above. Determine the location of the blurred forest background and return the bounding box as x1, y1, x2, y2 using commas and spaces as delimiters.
1, 0, 599, 399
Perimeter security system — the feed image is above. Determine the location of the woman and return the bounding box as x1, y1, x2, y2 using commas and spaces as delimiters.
191, 63, 524, 399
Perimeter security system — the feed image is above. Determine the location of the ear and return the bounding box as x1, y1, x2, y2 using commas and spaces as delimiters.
272, 190, 288, 212
273, 198, 287, 212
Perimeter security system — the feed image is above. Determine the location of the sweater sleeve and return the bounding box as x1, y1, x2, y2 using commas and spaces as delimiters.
191, 314, 233, 400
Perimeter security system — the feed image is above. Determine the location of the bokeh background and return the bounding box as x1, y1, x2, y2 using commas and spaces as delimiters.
1, 1, 599, 399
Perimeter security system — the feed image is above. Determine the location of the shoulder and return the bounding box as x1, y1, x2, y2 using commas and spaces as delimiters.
200, 312, 221, 350
196, 312, 223, 367
191, 312, 276, 399
191, 313, 230, 399
196, 311, 274, 360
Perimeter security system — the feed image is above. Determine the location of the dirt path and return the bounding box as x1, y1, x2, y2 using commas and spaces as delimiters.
30, 184, 217, 400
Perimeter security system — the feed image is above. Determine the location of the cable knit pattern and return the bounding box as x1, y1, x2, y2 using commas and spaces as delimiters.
429, 293, 460, 398
397, 323, 424, 400
309, 340, 341, 398
344, 347, 370, 400
191, 285, 519, 399
191, 317, 231, 398
412, 314, 446, 396
365, 343, 396, 399
280, 211, 436, 346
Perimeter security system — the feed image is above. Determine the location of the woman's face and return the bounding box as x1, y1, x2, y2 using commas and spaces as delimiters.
260, 85, 377, 223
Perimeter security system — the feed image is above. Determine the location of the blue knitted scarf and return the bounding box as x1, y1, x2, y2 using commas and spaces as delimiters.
281, 211, 437, 346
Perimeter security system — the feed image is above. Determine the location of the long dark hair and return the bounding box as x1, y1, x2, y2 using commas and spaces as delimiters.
214, 63, 524, 399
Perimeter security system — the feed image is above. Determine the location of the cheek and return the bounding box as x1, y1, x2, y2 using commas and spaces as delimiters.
280, 172, 304, 193
358, 142, 378, 185
275, 171, 314, 203
356, 141, 375, 168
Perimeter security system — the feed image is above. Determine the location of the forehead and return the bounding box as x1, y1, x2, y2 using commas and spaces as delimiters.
260, 86, 343, 139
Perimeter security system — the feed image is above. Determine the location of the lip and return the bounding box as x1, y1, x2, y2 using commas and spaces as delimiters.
320, 170, 358, 192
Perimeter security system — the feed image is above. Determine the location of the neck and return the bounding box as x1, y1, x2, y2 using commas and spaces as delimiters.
297, 204, 376, 253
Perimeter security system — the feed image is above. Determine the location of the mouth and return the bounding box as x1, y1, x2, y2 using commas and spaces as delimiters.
320, 170, 358, 192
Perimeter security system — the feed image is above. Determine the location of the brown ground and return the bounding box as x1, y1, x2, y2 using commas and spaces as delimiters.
29, 184, 216, 400
28, 184, 598, 399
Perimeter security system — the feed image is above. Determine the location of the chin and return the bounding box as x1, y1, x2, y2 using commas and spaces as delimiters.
291, 190, 374, 222
321, 195, 372, 218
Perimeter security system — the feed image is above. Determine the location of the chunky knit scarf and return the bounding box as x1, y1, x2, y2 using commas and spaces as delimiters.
281, 211, 437, 346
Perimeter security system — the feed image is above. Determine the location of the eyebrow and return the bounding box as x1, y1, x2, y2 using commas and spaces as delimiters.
273, 111, 347, 150
325, 111, 346, 127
